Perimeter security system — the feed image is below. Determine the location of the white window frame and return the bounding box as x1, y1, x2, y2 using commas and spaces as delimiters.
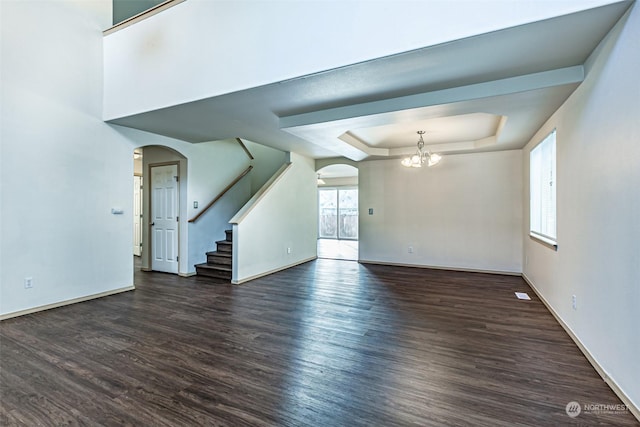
530, 129, 557, 248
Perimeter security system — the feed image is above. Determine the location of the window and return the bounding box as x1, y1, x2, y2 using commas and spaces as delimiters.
530, 129, 557, 245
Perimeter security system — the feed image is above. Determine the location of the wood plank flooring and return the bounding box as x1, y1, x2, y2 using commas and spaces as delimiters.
1, 259, 637, 426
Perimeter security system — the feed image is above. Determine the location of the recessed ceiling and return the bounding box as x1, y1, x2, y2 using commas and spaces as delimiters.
107, 1, 632, 161
347, 113, 503, 149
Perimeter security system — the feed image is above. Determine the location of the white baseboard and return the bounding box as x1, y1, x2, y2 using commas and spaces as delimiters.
0, 285, 136, 321
358, 259, 521, 276
522, 273, 639, 422
232, 256, 317, 284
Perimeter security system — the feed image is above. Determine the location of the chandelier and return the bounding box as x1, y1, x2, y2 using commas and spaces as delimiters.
401, 131, 442, 168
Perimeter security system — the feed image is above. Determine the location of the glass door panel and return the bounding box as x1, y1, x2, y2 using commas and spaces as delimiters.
338, 189, 358, 240
319, 189, 338, 238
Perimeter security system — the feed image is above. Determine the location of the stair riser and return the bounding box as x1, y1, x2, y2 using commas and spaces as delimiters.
195, 268, 232, 280
217, 243, 232, 253
207, 255, 232, 265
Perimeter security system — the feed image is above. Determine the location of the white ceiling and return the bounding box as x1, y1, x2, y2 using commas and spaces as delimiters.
108, 1, 631, 161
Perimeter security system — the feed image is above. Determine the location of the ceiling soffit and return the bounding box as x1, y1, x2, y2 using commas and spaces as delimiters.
273, 2, 629, 160
107, 2, 632, 161
280, 67, 584, 160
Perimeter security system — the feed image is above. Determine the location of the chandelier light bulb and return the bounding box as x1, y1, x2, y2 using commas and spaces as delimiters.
401, 131, 443, 168
427, 153, 442, 167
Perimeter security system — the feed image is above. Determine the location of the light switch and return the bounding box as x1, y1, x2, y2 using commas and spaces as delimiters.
368, 208, 374, 215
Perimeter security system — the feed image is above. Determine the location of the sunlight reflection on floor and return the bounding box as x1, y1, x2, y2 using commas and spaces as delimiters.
317, 239, 358, 261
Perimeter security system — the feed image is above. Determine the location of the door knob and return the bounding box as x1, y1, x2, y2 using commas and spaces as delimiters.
150, 222, 155, 226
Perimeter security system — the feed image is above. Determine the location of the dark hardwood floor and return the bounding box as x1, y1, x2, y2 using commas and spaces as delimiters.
1, 259, 637, 426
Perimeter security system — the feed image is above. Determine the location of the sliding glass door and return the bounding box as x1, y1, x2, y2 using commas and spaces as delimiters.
319, 189, 338, 238
319, 187, 358, 240
338, 188, 358, 239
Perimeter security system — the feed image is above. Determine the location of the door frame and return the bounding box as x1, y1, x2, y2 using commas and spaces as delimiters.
147, 161, 181, 273
133, 174, 143, 256
318, 185, 359, 241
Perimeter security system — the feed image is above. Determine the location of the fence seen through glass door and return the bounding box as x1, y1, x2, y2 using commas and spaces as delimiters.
319, 188, 358, 240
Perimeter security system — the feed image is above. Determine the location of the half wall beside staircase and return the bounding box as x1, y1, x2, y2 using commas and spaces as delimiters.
229, 153, 318, 284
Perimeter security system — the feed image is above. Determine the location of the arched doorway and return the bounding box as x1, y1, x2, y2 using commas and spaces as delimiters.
316, 164, 359, 261
132, 145, 188, 275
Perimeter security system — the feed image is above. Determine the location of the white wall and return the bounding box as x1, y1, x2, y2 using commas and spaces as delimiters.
243, 140, 288, 194
522, 3, 640, 411
103, 0, 621, 119
232, 153, 317, 283
0, 0, 139, 316
0, 1, 262, 316
188, 179, 251, 270
359, 151, 522, 274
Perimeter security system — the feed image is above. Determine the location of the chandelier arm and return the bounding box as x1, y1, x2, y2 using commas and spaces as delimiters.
401, 130, 443, 168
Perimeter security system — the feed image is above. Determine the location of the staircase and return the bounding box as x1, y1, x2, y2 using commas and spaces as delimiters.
195, 229, 233, 281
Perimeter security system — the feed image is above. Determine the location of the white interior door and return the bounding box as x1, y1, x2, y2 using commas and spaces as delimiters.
151, 164, 179, 273
133, 175, 142, 256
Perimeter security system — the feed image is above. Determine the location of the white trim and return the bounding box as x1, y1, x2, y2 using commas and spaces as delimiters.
529, 232, 558, 249
523, 273, 640, 422
0, 286, 135, 321
358, 259, 522, 276
232, 256, 317, 285
179, 271, 197, 277
529, 129, 557, 243
103, 0, 186, 36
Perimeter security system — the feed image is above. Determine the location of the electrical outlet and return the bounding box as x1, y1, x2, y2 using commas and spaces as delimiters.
24, 277, 33, 289
408, 246, 413, 254
287, 247, 291, 254
572, 294, 577, 310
